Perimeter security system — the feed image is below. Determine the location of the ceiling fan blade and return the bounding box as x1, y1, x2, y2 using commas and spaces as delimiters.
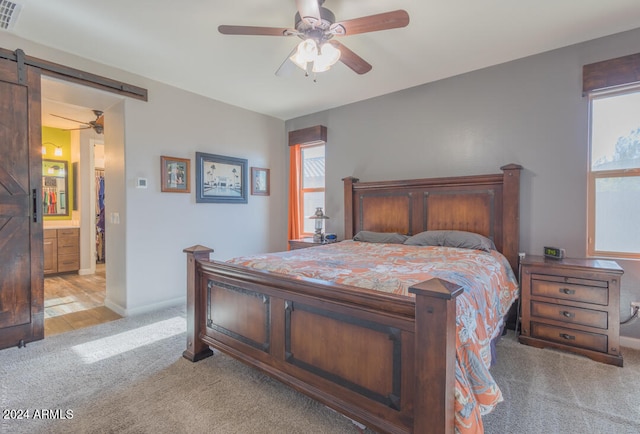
64, 126, 91, 131
295, 0, 321, 26
50, 113, 90, 126
330, 10, 409, 36
218, 25, 291, 36
329, 41, 372, 75
276, 47, 300, 77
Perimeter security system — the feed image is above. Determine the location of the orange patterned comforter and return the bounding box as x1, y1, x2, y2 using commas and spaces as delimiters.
228, 240, 519, 433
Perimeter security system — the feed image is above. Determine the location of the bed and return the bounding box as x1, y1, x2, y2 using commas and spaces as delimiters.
183, 164, 522, 434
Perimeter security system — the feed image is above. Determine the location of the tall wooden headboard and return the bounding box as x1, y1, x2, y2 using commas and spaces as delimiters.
343, 164, 522, 271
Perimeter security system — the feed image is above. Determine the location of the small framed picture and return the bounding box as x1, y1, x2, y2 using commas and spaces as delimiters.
251, 167, 270, 196
160, 156, 190, 193
196, 152, 248, 204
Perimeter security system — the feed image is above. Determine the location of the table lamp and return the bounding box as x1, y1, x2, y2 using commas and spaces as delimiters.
309, 207, 329, 242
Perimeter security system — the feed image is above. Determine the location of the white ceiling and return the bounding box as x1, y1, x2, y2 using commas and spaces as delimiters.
40, 76, 120, 131
8, 0, 640, 121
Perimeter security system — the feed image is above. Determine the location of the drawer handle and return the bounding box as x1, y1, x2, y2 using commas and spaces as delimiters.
559, 287, 575, 295
559, 333, 575, 340
560, 311, 574, 318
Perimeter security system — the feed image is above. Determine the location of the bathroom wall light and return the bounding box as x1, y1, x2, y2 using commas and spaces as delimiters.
42, 141, 63, 156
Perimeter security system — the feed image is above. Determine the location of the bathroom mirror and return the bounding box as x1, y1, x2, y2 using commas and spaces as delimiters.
42, 159, 69, 216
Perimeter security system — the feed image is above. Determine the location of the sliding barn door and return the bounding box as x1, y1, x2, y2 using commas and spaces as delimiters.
0, 52, 44, 349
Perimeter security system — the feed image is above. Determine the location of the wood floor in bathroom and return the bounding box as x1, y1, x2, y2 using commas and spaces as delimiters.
44, 263, 121, 336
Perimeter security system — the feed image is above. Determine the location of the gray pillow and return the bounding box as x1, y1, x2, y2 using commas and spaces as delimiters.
353, 231, 409, 244
402, 230, 446, 247
404, 230, 495, 252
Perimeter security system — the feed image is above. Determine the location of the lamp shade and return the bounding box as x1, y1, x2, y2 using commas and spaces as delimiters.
312, 43, 341, 72
290, 39, 317, 70
290, 39, 341, 73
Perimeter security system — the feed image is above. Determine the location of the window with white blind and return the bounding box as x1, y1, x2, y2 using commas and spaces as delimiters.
588, 87, 640, 258
287, 125, 327, 241
300, 144, 325, 234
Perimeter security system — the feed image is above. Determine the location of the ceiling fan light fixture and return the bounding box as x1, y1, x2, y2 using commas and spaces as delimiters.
312, 42, 341, 72
219, 2, 409, 76
290, 39, 318, 70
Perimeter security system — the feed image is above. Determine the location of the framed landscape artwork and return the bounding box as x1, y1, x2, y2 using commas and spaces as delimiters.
160, 156, 190, 193
251, 167, 270, 196
195, 152, 248, 204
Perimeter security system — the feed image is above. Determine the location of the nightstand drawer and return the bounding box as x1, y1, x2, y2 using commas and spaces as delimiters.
531, 279, 608, 306
289, 240, 317, 250
531, 322, 608, 353
288, 238, 337, 250
531, 301, 608, 329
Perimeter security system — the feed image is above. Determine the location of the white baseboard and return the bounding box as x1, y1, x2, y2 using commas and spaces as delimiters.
620, 336, 640, 350
104, 296, 185, 317
103, 298, 126, 316
78, 267, 94, 276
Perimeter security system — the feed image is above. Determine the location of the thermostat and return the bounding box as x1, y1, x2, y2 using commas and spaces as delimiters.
543, 246, 565, 259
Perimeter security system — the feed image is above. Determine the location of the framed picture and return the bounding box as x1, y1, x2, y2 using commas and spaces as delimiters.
251, 167, 270, 196
195, 152, 248, 204
160, 156, 190, 193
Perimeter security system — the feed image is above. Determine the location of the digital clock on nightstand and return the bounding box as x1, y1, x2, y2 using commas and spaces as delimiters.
543, 246, 565, 259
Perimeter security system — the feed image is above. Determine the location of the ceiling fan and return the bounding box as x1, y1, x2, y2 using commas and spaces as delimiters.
218, 0, 409, 76
51, 109, 104, 134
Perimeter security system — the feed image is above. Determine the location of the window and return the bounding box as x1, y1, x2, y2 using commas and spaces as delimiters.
300, 144, 325, 234
588, 87, 640, 258
287, 125, 327, 242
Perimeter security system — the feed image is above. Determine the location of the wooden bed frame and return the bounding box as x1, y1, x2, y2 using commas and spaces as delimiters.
183, 164, 522, 434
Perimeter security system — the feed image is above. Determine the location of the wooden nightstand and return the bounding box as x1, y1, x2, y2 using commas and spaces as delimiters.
518, 255, 623, 367
288, 237, 332, 250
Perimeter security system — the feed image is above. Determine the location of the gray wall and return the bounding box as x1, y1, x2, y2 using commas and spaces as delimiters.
3, 32, 287, 316
286, 28, 640, 340
4, 25, 639, 340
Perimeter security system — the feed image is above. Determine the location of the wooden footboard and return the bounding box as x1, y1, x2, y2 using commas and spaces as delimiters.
184, 245, 462, 434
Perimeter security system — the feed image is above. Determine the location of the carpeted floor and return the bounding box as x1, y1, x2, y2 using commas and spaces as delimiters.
1, 307, 362, 434
483, 330, 640, 433
2, 305, 639, 433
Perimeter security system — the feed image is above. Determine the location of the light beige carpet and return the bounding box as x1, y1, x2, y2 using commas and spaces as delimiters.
1, 307, 362, 434
483, 330, 640, 433
2, 305, 639, 433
